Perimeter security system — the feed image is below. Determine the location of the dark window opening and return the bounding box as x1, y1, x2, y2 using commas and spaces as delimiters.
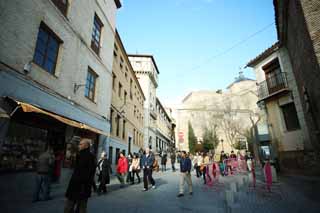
281, 103, 301, 131
91, 14, 103, 55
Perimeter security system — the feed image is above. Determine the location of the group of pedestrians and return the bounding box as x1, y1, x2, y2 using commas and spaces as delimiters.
35, 137, 260, 212
62, 141, 161, 213
192, 152, 211, 184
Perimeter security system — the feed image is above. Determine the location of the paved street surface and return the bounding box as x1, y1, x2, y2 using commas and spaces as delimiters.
1, 165, 320, 213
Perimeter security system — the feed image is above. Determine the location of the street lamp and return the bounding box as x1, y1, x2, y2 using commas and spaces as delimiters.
220, 139, 224, 152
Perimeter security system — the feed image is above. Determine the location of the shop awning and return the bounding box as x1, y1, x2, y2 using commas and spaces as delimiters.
0, 107, 10, 118
13, 99, 109, 136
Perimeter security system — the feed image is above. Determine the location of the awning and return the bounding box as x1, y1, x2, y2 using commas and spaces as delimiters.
12, 99, 109, 136
0, 107, 10, 118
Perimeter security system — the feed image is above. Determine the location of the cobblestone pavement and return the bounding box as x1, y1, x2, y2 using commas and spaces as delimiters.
0, 165, 319, 213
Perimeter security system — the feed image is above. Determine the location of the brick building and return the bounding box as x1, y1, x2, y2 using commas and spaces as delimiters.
274, 0, 320, 173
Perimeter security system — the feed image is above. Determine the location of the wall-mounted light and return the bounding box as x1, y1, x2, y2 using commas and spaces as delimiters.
74, 83, 86, 94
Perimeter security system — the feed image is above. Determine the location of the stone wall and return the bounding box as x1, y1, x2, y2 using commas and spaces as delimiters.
285, 0, 320, 151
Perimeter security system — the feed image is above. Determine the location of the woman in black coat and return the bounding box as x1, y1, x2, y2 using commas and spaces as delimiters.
97, 152, 112, 194
64, 140, 96, 213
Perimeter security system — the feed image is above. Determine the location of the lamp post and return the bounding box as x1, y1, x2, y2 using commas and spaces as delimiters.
220, 139, 224, 152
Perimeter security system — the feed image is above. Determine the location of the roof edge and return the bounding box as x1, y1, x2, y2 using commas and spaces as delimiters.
246, 42, 279, 68
128, 54, 160, 74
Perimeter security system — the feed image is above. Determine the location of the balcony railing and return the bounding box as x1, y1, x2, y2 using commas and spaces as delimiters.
150, 109, 157, 120
258, 72, 288, 100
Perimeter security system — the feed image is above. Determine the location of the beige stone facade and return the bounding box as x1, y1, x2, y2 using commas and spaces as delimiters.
155, 98, 174, 153
0, 0, 120, 120
175, 75, 259, 154
108, 31, 145, 161
128, 54, 159, 150
247, 43, 310, 171
0, 0, 121, 172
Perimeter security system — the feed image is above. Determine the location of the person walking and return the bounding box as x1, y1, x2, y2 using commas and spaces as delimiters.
201, 152, 211, 184
116, 152, 128, 188
245, 151, 253, 172
197, 152, 204, 178
33, 148, 54, 202
126, 153, 133, 183
141, 147, 156, 191
193, 153, 200, 177
96, 152, 112, 195
170, 151, 176, 172
160, 151, 167, 172
177, 151, 193, 197
131, 153, 141, 184
64, 139, 96, 213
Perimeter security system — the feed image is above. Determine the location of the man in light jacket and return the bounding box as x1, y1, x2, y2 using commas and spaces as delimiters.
177, 151, 193, 197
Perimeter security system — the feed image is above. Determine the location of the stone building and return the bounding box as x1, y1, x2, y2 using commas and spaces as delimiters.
155, 98, 174, 153
0, 0, 121, 172
273, 0, 320, 165
128, 54, 159, 150
175, 74, 260, 154
247, 42, 310, 172
108, 30, 145, 163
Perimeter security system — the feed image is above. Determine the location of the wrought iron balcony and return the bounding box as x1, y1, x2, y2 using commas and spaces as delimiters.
150, 109, 157, 120
258, 72, 289, 100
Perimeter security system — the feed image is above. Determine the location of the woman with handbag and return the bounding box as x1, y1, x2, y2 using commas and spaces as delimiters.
131, 153, 141, 184
201, 152, 211, 184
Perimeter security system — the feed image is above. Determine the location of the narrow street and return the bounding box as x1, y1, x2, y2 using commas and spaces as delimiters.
1, 165, 319, 213
1, 1, 320, 213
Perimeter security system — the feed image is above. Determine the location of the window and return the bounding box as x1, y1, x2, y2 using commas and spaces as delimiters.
118, 83, 122, 97
112, 73, 116, 90
110, 109, 114, 133
33, 22, 62, 74
122, 120, 126, 139
263, 59, 286, 94
133, 129, 136, 144
116, 115, 120, 136
91, 14, 103, 55
84, 67, 98, 101
124, 90, 127, 104
281, 103, 300, 131
109, 146, 113, 163
130, 79, 133, 99
115, 148, 120, 162
51, 0, 69, 16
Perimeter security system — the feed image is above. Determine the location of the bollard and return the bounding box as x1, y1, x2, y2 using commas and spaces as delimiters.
225, 190, 235, 205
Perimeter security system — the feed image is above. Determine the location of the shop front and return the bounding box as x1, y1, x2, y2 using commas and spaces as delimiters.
0, 70, 110, 176
0, 97, 104, 177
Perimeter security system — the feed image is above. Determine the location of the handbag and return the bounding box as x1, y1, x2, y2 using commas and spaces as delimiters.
153, 160, 159, 172
200, 165, 205, 172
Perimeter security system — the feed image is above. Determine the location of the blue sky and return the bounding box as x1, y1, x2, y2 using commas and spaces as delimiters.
116, 0, 277, 106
